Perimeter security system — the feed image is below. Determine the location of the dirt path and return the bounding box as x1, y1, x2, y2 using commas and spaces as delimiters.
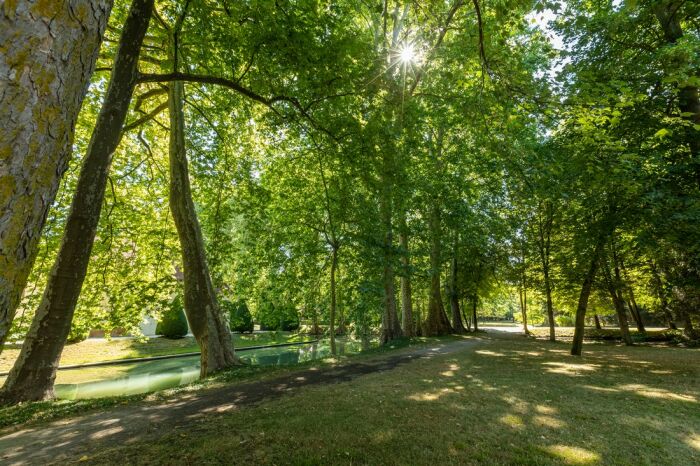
0, 338, 482, 465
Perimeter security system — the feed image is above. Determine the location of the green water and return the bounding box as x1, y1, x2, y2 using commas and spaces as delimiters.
54, 339, 373, 400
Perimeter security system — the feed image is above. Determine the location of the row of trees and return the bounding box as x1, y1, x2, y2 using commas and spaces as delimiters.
1, 0, 698, 404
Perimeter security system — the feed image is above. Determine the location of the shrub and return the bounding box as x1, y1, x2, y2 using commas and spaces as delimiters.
223, 299, 253, 333
258, 301, 299, 331
156, 296, 188, 338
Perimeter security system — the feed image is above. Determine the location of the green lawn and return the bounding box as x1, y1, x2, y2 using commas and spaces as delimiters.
82, 333, 699, 465
0, 331, 310, 373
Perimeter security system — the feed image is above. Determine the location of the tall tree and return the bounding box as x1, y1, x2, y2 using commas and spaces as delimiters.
0, 0, 153, 403
0, 0, 113, 350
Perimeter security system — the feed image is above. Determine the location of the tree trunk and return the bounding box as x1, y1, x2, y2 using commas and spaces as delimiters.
612, 293, 633, 346
379, 154, 402, 344
571, 237, 605, 356
449, 254, 467, 334
594, 314, 602, 330
650, 261, 676, 329
472, 295, 479, 332
544, 268, 555, 341
519, 287, 529, 335
0, 0, 113, 351
168, 80, 237, 376
398, 211, 414, 337
424, 205, 452, 336
654, 1, 700, 188
0, 0, 151, 404
329, 247, 338, 355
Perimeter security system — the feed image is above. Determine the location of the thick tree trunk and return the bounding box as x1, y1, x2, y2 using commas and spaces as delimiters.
329, 247, 338, 355
0, 0, 151, 404
398, 211, 414, 337
379, 156, 402, 344
449, 255, 467, 334
0, 0, 112, 350
571, 238, 605, 356
424, 205, 452, 336
168, 80, 236, 376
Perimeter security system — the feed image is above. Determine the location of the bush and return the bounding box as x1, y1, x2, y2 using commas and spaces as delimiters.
156, 296, 189, 338
258, 301, 299, 331
223, 299, 253, 333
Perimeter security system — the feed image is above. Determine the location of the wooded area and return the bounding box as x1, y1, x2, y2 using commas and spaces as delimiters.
0, 1, 698, 461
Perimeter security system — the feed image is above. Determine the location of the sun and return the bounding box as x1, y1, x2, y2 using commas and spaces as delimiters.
399, 44, 416, 64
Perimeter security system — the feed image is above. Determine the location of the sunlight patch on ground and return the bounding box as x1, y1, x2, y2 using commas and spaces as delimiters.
534, 415, 565, 429
499, 414, 524, 429
544, 445, 601, 464
616, 384, 697, 403
440, 363, 460, 377
686, 433, 700, 451
535, 404, 557, 415
542, 362, 601, 376
475, 350, 506, 357
407, 387, 454, 402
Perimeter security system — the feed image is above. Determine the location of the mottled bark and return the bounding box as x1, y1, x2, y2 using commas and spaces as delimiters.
398, 211, 414, 337
168, 80, 236, 376
0, 0, 112, 350
571, 238, 605, 356
424, 205, 452, 336
0, 0, 151, 404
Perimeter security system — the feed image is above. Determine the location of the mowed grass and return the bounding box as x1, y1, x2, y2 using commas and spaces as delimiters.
85, 333, 699, 465
0, 331, 310, 373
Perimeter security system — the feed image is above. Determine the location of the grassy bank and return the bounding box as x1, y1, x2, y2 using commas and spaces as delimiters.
81, 332, 699, 465
0, 331, 311, 373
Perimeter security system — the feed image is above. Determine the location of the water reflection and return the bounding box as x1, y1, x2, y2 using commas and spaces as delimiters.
54, 338, 375, 400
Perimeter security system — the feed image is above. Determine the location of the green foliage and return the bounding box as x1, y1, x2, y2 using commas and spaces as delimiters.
257, 298, 300, 332
156, 297, 188, 339
223, 299, 253, 333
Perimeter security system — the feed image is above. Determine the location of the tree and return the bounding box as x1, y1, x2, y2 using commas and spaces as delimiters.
0, 0, 113, 350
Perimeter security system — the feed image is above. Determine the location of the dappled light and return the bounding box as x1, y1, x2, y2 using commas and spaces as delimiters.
543, 445, 601, 465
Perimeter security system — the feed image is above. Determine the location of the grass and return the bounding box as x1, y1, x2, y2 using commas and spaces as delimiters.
0, 331, 310, 374
80, 332, 699, 465
0, 335, 440, 430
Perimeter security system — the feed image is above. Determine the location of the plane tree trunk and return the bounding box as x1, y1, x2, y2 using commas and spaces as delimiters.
0, 0, 112, 350
168, 80, 237, 376
0, 0, 152, 404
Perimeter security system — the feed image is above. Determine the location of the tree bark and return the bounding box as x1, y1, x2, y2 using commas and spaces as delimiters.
379, 152, 402, 344
329, 247, 338, 355
0, 0, 113, 350
398, 211, 414, 337
424, 205, 452, 336
0, 0, 151, 404
535, 200, 556, 341
471, 294, 479, 332
519, 287, 529, 336
650, 261, 676, 329
594, 314, 602, 330
571, 237, 606, 356
449, 253, 467, 334
653, 1, 700, 187
168, 80, 237, 376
